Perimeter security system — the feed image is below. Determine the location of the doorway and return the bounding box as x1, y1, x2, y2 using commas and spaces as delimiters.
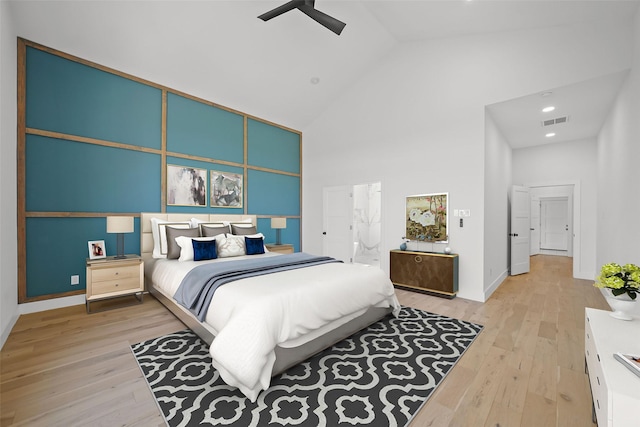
529, 185, 574, 258
539, 197, 569, 255
322, 182, 382, 267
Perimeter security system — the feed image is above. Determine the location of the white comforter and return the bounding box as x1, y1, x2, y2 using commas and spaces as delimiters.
152, 254, 401, 402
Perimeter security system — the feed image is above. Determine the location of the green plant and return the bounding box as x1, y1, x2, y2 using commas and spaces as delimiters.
594, 263, 640, 300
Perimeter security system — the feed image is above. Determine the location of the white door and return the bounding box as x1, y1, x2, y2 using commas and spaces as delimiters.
510, 185, 530, 275
530, 197, 541, 255
540, 198, 568, 251
322, 186, 352, 262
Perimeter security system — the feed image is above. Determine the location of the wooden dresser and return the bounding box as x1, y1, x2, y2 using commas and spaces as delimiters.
389, 250, 458, 298
584, 308, 640, 426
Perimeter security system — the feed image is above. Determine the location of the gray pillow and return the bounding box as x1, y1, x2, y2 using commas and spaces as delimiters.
230, 224, 257, 235
202, 224, 230, 237
166, 226, 200, 259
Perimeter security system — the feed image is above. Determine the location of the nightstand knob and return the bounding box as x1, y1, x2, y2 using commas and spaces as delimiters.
414, 256, 422, 263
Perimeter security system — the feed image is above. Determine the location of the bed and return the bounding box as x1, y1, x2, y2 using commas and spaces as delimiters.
141, 213, 401, 401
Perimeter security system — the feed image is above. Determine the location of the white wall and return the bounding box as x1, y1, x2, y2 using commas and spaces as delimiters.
303, 20, 633, 302
512, 138, 598, 280
1, 0, 19, 348
484, 109, 512, 299
596, 8, 640, 315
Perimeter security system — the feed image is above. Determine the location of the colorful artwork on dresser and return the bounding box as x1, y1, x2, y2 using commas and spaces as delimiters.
405, 193, 448, 242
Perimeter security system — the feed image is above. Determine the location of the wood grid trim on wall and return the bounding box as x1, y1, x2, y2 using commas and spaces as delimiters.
17, 38, 302, 303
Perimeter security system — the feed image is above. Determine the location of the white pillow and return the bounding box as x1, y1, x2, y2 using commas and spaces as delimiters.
216, 235, 246, 258
228, 233, 269, 252
150, 218, 191, 258
175, 234, 224, 262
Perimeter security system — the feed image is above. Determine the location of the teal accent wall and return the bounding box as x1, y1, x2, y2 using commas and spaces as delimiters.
26, 135, 161, 212
26, 48, 162, 149
247, 170, 300, 216
167, 93, 244, 163
247, 118, 301, 174
22, 42, 302, 301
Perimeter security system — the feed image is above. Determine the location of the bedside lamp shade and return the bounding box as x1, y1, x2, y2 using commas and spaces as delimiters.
107, 216, 134, 259
271, 218, 287, 245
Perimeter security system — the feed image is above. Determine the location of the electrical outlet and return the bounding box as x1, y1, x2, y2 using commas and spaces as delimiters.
71, 275, 80, 285
460, 218, 463, 227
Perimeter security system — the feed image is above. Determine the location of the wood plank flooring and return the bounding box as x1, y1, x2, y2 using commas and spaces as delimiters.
0, 255, 608, 426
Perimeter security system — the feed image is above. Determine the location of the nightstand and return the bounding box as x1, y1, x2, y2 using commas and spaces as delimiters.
265, 244, 294, 254
86, 255, 144, 313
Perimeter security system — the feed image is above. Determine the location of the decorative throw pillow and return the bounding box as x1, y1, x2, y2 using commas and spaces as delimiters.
245, 236, 265, 255
165, 226, 200, 259
202, 224, 231, 237
192, 239, 218, 261
175, 235, 223, 262
216, 235, 246, 258
150, 218, 191, 258
230, 224, 257, 235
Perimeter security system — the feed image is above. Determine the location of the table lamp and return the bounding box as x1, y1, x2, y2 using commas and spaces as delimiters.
106, 216, 134, 259
271, 217, 287, 245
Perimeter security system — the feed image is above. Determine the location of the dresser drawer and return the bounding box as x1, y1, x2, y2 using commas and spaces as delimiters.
90, 276, 141, 296
585, 312, 609, 426
91, 263, 140, 283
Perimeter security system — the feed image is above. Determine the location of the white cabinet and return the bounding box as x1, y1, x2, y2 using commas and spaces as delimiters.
585, 308, 640, 426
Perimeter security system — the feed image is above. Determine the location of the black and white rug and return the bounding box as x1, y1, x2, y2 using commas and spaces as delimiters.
131, 307, 483, 427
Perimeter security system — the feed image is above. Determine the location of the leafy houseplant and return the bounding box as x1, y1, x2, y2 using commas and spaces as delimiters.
594, 263, 640, 300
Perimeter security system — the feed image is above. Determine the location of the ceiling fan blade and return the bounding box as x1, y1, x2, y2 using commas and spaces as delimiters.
258, 0, 303, 21
298, 4, 346, 35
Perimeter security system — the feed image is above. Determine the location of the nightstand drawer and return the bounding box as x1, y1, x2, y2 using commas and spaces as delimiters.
91, 263, 140, 283
91, 276, 141, 296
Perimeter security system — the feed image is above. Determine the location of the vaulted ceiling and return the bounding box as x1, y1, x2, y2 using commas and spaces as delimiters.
8, 0, 639, 147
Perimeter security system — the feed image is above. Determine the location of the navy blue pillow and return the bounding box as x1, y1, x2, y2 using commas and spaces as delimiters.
245, 236, 265, 255
192, 239, 217, 261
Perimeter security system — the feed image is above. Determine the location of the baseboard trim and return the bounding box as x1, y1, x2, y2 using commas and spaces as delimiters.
18, 294, 85, 315
484, 268, 509, 301
0, 314, 19, 350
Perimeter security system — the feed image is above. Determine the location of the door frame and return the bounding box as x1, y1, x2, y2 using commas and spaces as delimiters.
526, 180, 581, 279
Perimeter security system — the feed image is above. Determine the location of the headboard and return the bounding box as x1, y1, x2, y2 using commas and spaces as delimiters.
140, 212, 257, 286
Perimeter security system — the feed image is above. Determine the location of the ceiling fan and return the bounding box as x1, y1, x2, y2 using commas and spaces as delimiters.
258, 0, 346, 35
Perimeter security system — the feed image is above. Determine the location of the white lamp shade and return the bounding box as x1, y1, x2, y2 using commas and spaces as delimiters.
106, 216, 134, 233
271, 217, 287, 229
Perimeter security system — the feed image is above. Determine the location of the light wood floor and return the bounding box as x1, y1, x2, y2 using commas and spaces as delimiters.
0, 255, 608, 426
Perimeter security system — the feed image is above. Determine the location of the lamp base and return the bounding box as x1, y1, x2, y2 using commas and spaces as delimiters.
115, 233, 126, 259
276, 229, 282, 245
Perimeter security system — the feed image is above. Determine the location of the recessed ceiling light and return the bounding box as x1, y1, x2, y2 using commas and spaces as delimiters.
542, 106, 555, 113
310, 77, 320, 85
546, 132, 556, 138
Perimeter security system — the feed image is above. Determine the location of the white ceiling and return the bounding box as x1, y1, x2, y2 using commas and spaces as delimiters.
8, 0, 639, 148
487, 70, 630, 149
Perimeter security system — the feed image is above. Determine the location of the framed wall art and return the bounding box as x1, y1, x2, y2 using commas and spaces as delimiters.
88, 240, 106, 259
210, 170, 243, 208
405, 193, 448, 243
167, 165, 207, 206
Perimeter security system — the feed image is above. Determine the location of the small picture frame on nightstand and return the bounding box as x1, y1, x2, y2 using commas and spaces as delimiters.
88, 240, 106, 260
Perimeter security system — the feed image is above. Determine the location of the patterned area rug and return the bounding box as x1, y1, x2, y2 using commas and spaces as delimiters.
131, 307, 483, 427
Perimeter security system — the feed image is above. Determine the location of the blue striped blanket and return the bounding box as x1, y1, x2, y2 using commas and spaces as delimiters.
174, 253, 342, 321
